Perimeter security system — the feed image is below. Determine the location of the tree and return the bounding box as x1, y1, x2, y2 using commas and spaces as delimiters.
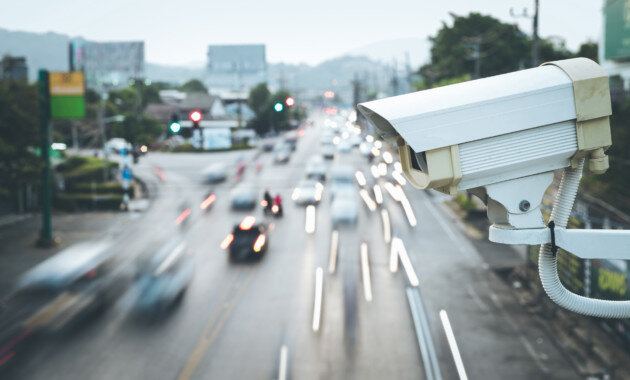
0, 81, 42, 206
577, 41, 598, 63
180, 79, 208, 93
248, 83, 272, 135
420, 13, 530, 84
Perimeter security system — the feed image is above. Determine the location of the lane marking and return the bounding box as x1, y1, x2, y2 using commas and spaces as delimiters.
519, 336, 550, 374
466, 286, 489, 312
423, 199, 467, 255
328, 230, 339, 274
389, 238, 399, 273
407, 288, 443, 380
395, 238, 419, 287
359, 189, 377, 212
373, 184, 383, 205
312, 267, 324, 332
177, 268, 254, 380
439, 310, 468, 380
305, 205, 316, 234
278, 345, 288, 380
360, 243, 373, 302
381, 209, 391, 243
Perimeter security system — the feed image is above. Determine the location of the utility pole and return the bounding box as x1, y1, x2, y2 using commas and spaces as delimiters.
462, 36, 483, 79
511, 0, 539, 67
98, 91, 110, 182
37, 70, 53, 247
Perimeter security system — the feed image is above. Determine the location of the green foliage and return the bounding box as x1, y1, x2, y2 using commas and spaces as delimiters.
53, 193, 124, 211
455, 193, 476, 212
420, 13, 529, 85
0, 81, 42, 202
180, 79, 208, 93
247, 83, 299, 135
109, 114, 164, 145
66, 181, 133, 195
172, 143, 197, 152
57, 155, 117, 184
577, 41, 599, 62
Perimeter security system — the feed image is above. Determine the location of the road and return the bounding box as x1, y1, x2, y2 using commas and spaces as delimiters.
3, 113, 578, 379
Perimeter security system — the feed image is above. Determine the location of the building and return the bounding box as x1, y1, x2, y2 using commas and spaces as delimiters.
599, 0, 630, 99
206, 44, 267, 93
0, 56, 27, 82
70, 40, 145, 89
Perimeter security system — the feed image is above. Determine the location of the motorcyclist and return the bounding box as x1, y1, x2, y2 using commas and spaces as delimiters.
273, 194, 283, 217
263, 189, 273, 214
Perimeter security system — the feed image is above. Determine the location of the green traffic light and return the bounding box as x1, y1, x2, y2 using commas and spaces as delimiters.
170, 122, 181, 133
274, 103, 283, 112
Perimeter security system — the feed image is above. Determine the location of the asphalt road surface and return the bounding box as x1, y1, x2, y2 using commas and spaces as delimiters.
3, 113, 578, 379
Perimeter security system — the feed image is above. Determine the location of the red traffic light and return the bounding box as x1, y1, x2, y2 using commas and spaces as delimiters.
285, 97, 295, 107
190, 111, 202, 122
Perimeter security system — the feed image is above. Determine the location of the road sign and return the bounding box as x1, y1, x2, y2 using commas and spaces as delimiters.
49, 71, 85, 119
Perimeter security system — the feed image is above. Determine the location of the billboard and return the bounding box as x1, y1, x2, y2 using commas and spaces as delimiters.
202, 128, 232, 150
70, 40, 145, 88
206, 45, 267, 91
49, 71, 85, 119
604, 0, 630, 60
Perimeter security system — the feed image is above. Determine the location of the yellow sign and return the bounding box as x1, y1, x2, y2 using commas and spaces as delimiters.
49, 72, 85, 96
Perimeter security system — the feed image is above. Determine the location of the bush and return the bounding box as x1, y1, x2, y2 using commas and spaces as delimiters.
53, 193, 124, 211
66, 181, 134, 195
58, 156, 117, 184
172, 143, 197, 152
455, 193, 477, 212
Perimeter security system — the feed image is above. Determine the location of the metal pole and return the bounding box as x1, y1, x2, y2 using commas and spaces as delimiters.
98, 91, 109, 182
37, 70, 53, 247
532, 0, 539, 66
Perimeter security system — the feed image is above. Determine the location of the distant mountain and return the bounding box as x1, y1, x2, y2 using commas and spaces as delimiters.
0, 28, 71, 79
345, 37, 431, 68
0, 27, 412, 98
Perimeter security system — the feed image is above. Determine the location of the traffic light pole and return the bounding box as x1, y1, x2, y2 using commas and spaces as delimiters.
37, 70, 54, 247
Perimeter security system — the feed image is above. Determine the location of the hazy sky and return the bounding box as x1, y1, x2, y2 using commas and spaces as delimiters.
0, 0, 602, 66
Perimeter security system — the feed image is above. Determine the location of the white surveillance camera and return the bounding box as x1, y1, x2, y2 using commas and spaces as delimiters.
360, 58, 630, 319
358, 58, 611, 196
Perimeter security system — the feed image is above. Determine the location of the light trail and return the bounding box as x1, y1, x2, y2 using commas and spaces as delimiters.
305, 205, 316, 234
360, 243, 373, 302
439, 310, 468, 380
312, 267, 323, 332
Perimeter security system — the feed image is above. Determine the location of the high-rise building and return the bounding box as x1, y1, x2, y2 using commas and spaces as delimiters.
206, 44, 267, 93
0, 56, 28, 82
70, 40, 145, 89
599, 0, 630, 99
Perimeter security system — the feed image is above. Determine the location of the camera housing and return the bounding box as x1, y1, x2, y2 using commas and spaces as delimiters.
358, 58, 612, 196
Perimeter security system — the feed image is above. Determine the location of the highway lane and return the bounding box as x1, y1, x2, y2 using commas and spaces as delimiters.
2, 113, 579, 379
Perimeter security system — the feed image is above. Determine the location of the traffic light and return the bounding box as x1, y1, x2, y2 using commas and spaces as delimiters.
274, 103, 283, 112
285, 97, 295, 107
190, 110, 202, 130
168, 113, 180, 136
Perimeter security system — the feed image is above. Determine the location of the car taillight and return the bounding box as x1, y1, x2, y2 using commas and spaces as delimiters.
239, 216, 256, 230
271, 205, 279, 213
253, 234, 266, 252
221, 234, 234, 249
200, 194, 216, 210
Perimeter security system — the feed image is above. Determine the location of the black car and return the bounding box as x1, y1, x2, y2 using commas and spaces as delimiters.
221, 216, 268, 262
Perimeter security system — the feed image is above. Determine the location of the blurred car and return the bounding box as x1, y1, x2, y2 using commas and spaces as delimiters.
222, 216, 268, 262
292, 180, 323, 205
230, 186, 257, 210
320, 132, 334, 146
330, 165, 355, 199
321, 144, 335, 160
306, 155, 327, 181
284, 131, 299, 151
331, 189, 359, 226
337, 140, 351, 154
105, 138, 132, 155
359, 142, 373, 157
259, 138, 276, 152
132, 237, 193, 317
349, 134, 362, 147
273, 144, 292, 164
202, 163, 228, 183
0, 240, 128, 367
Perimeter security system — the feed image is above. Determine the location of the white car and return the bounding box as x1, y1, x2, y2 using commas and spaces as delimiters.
337, 141, 351, 154
329, 165, 355, 199
292, 180, 323, 205
202, 163, 228, 183
321, 145, 335, 160
331, 189, 358, 226
306, 155, 327, 180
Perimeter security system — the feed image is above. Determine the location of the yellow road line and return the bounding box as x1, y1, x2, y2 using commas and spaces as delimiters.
177, 267, 257, 380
